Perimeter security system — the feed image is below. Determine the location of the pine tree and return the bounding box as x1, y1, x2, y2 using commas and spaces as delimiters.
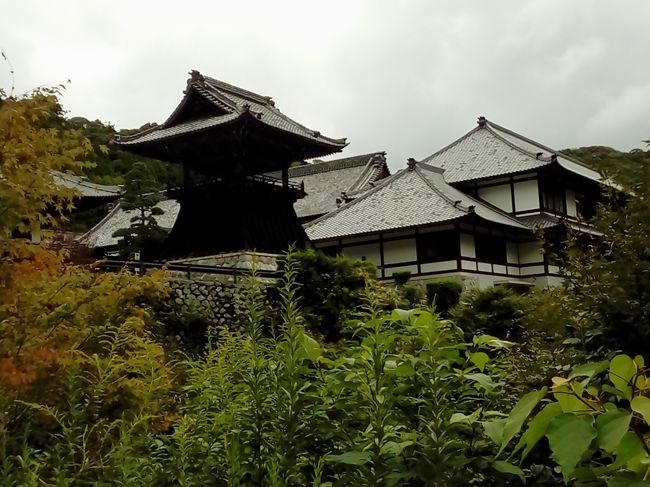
112, 162, 167, 260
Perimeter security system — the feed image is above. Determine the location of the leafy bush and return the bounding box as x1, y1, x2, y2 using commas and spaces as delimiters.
425, 279, 463, 317
452, 286, 525, 339
276, 248, 377, 341
392, 270, 412, 286
1, 251, 522, 486
400, 283, 424, 309
485, 353, 650, 485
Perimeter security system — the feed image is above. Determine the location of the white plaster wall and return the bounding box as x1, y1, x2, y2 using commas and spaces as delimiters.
478, 184, 513, 212
519, 241, 544, 264
514, 180, 539, 212
383, 238, 417, 265
342, 243, 381, 266
565, 188, 577, 217
460, 233, 476, 258
506, 241, 518, 264
421, 260, 457, 273
520, 265, 546, 276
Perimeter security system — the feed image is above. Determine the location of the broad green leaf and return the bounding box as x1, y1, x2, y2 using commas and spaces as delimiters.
491, 460, 525, 483
631, 396, 650, 426
412, 311, 435, 328
595, 408, 631, 453
465, 373, 496, 393
473, 334, 515, 349
395, 362, 415, 377
607, 473, 650, 487
468, 351, 489, 372
593, 431, 648, 476
325, 451, 371, 465
546, 413, 597, 482
552, 383, 592, 413
390, 309, 410, 324
569, 360, 610, 381
497, 388, 547, 456
450, 408, 482, 426
609, 354, 637, 400
300, 333, 323, 362
483, 419, 506, 445
514, 402, 562, 460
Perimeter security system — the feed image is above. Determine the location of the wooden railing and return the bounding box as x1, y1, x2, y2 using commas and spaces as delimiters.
98, 260, 279, 282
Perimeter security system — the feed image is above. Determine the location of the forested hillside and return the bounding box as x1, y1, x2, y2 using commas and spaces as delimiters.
58, 116, 181, 188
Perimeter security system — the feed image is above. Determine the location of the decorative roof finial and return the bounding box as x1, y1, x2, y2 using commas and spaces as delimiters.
189, 70, 204, 83
407, 158, 417, 170
477, 116, 487, 127
550, 154, 558, 163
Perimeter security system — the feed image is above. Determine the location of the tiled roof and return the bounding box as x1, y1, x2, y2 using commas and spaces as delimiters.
517, 213, 600, 235
51, 171, 122, 198
420, 118, 603, 184
116, 71, 347, 152
79, 198, 180, 248
288, 152, 389, 218
305, 161, 527, 241
517, 214, 563, 229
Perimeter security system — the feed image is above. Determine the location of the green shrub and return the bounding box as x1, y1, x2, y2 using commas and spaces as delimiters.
425, 279, 463, 317
400, 283, 424, 308
451, 286, 524, 339
391, 270, 412, 286
276, 248, 376, 341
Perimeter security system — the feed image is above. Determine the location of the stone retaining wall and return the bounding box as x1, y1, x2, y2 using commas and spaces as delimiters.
169, 279, 237, 327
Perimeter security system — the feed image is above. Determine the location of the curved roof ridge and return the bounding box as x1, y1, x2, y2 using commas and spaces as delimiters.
420, 125, 482, 163
345, 153, 387, 192
486, 119, 596, 170
304, 168, 409, 229
202, 74, 274, 106
261, 100, 347, 145
413, 164, 471, 212
484, 122, 554, 162
192, 82, 238, 114
416, 163, 528, 229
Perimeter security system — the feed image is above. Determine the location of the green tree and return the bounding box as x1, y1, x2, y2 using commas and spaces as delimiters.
112, 162, 167, 259
560, 143, 650, 355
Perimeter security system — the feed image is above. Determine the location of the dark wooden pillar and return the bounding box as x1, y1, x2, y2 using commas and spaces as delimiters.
282, 163, 289, 188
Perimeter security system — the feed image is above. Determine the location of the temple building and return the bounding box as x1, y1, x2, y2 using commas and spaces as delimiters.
111, 70, 347, 259
306, 117, 606, 288
80, 152, 390, 256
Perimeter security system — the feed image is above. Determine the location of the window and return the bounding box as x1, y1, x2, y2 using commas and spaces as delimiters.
540, 182, 565, 214
475, 233, 507, 264
417, 230, 459, 262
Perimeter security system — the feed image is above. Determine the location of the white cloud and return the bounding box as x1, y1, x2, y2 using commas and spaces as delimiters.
2, 0, 650, 170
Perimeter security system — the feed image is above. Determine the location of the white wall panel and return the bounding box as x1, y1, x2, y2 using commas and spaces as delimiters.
421, 260, 457, 273
514, 180, 539, 212
519, 241, 543, 264
460, 233, 476, 258
565, 188, 577, 217
478, 184, 513, 212
342, 243, 381, 266
383, 238, 417, 265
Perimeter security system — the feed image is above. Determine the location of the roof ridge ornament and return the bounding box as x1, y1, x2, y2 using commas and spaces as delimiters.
477, 116, 487, 127
407, 158, 417, 171
189, 70, 204, 83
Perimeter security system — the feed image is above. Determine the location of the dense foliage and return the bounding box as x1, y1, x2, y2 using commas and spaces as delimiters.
112, 162, 167, 259
3, 83, 650, 485
560, 145, 650, 355
278, 249, 380, 341
61, 117, 180, 188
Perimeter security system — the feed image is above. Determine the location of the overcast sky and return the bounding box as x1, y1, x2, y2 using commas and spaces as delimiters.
3, 1, 649, 170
